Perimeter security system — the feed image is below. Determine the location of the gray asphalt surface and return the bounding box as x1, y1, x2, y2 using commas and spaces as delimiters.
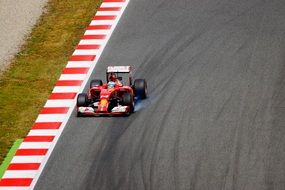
0, 0, 47, 72
35, 0, 285, 189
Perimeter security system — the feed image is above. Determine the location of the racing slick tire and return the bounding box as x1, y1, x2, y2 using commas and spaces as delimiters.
90, 79, 103, 88
77, 93, 89, 117
77, 93, 88, 107
122, 93, 134, 113
134, 79, 147, 99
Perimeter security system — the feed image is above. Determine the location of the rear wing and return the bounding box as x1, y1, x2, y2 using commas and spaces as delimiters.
106, 66, 133, 85
107, 66, 131, 73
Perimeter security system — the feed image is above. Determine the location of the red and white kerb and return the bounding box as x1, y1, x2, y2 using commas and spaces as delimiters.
0, 0, 130, 189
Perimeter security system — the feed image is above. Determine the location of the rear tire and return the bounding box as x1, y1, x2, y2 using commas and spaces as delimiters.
134, 79, 147, 99
122, 93, 134, 113
90, 79, 103, 88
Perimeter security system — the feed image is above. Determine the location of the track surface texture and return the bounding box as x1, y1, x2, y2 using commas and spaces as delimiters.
0, 0, 47, 72
36, 0, 285, 189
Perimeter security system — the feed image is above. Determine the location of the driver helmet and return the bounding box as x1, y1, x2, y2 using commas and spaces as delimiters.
108, 81, 115, 88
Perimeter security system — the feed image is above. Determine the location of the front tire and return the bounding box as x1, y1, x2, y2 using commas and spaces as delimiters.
77, 93, 88, 107
77, 93, 88, 117
122, 93, 134, 113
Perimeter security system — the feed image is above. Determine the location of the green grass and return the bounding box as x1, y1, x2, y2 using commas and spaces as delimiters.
0, 0, 102, 164
0, 139, 22, 178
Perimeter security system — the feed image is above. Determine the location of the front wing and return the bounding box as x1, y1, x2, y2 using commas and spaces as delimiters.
77, 106, 131, 116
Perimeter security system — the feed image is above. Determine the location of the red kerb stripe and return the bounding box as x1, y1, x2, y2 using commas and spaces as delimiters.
16, 149, 48, 156
24, 136, 54, 142
0, 178, 33, 186
32, 122, 62, 130
93, 15, 117, 20
56, 80, 83, 86
63, 67, 89, 74
8, 163, 40, 170
87, 25, 111, 30
49, 93, 77, 100
82, 35, 106, 40
76, 45, 101, 49
69, 55, 96, 61
40, 107, 69, 114
98, 7, 121, 11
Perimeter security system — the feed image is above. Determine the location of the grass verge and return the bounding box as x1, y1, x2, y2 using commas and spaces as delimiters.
0, 0, 102, 164
0, 139, 23, 178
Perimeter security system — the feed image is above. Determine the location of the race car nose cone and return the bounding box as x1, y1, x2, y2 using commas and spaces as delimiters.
98, 99, 108, 112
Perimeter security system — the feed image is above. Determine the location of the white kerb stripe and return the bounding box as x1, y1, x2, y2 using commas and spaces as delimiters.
96, 11, 120, 16
90, 20, 114, 25
3, 170, 37, 179
100, 2, 125, 7
59, 74, 86, 80
84, 30, 109, 35
66, 61, 93, 68
52, 86, 80, 93
45, 100, 74, 107
73, 49, 99, 55
36, 114, 67, 123
11, 156, 45, 163
19, 142, 52, 149
79, 39, 105, 45
28, 130, 58, 136
84, 30, 110, 35
0, 187, 30, 190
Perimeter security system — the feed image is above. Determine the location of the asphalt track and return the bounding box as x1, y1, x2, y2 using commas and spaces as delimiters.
36, 0, 285, 189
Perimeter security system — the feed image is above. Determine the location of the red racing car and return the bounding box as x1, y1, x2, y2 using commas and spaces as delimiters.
76, 66, 147, 116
